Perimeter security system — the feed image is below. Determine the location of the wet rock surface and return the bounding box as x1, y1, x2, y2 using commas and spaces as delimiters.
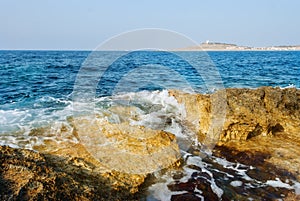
165, 147, 300, 201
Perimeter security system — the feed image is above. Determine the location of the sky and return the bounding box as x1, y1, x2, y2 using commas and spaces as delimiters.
1, 0, 300, 50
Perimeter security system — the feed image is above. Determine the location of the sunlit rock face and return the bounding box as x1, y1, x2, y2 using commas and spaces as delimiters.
29, 115, 181, 175
71, 116, 181, 175
220, 87, 300, 142
170, 87, 300, 142
170, 87, 300, 179
0, 145, 144, 200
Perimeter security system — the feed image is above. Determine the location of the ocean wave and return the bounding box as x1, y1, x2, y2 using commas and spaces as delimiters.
0, 90, 196, 151
280, 83, 298, 89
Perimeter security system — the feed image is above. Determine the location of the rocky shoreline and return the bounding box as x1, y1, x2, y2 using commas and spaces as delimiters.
0, 145, 143, 201
170, 86, 300, 179
1, 87, 300, 200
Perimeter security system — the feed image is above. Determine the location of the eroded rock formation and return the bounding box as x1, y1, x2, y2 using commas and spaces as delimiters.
0, 145, 143, 200
170, 87, 300, 142
170, 86, 300, 178
0, 118, 181, 200
71, 117, 181, 174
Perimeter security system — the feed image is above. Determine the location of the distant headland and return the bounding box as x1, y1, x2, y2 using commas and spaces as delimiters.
178, 41, 300, 51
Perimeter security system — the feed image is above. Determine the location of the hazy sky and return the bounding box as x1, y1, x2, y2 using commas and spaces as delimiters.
1, 0, 300, 50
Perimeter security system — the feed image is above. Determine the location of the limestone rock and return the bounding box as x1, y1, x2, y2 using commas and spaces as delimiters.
0, 145, 140, 200
71, 116, 181, 174
170, 87, 300, 178
30, 116, 181, 176
0, 115, 181, 200
170, 87, 300, 143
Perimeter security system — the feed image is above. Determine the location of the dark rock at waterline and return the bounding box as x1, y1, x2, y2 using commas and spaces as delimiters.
168, 147, 298, 201
213, 146, 298, 200
213, 145, 271, 166
0, 145, 141, 201
168, 174, 219, 200
171, 193, 202, 201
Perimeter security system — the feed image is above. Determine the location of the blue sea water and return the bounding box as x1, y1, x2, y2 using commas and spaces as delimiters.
0, 50, 299, 135
1, 50, 299, 103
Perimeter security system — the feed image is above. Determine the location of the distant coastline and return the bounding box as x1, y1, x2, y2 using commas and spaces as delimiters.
1, 42, 300, 51
177, 42, 300, 51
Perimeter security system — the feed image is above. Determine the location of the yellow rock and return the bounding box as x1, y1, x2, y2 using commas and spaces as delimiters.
72, 116, 181, 174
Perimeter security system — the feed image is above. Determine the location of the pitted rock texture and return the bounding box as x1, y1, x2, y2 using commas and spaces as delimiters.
170, 87, 300, 178
170, 87, 300, 143
0, 145, 142, 201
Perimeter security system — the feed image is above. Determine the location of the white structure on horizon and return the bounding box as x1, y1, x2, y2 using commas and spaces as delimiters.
205, 40, 210, 44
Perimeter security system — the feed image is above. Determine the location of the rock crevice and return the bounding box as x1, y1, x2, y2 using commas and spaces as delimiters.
170, 87, 300, 179
170, 87, 300, 143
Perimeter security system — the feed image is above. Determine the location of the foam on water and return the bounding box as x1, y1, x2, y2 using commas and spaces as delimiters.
185, 154, 224, 198
0, 109, 31, 129
147, 173, 187, 201
147, 152, 300, 199
230, 180, 243, 187
93, 90, 197, 150
0, 96, 74, 133
280, 83, 299, 89
0, 95, 78, 150
0, 90, 195, 150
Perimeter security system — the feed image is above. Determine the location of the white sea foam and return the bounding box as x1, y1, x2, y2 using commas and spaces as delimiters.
0, 95, 78, 151
95, 90, 198, 150
266, 178, 293, 189
0, 90, 191, 150
294, 182, 300, 195
0, 109, 30, 125
230, 180, 243, 187
185, 155, 224, 198
280, 84, 297, 89
147, 170, 188, 201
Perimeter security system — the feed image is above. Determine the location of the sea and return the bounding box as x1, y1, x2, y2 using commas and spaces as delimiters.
1, 50, 300, 200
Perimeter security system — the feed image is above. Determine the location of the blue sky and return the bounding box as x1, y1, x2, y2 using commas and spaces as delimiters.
1, 0, 300, 50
